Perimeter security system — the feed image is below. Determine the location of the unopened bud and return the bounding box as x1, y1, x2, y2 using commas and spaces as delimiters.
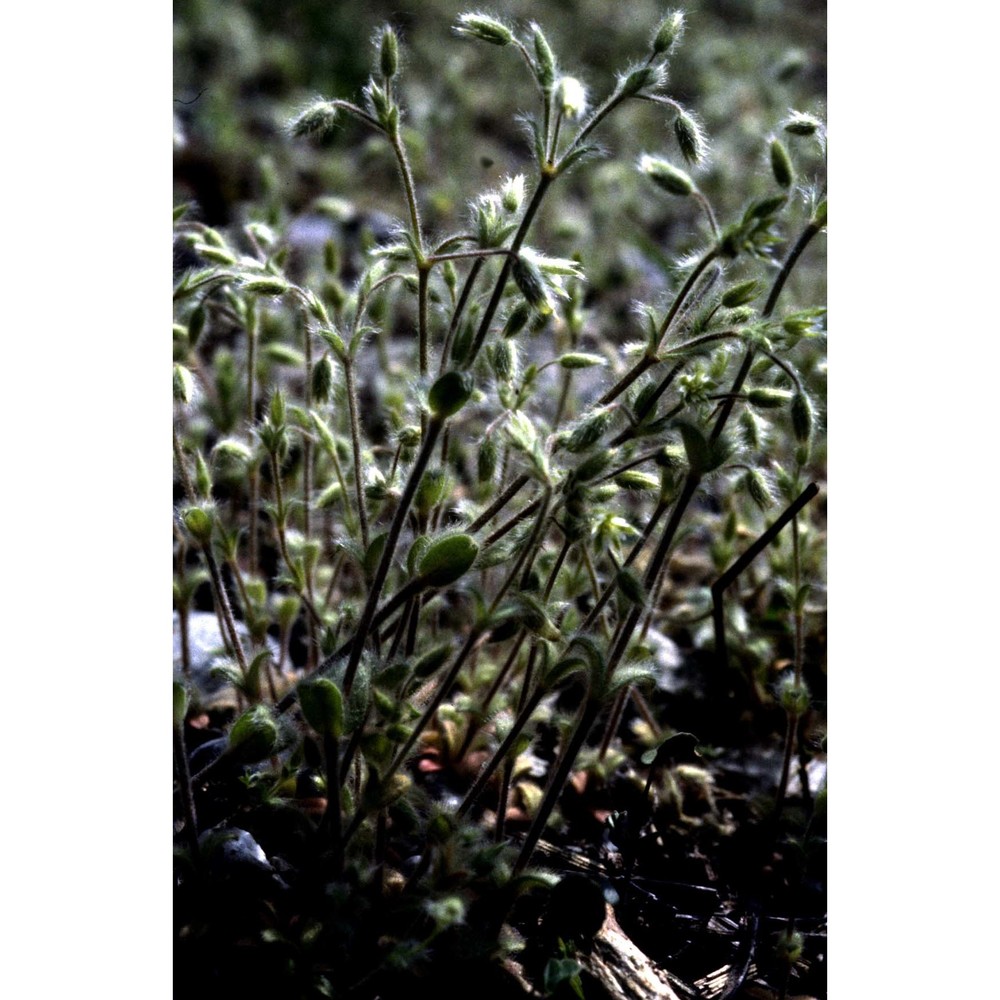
532, 24, 556, 89
501, 174, 526, 213
379, 26, 399, 79
289, 100, 340, 140
652, 10, 685, 56
194, 450, 212, 499
790, 392, 813, 443
173, 363, 194, 404
783, 110, 823, 136
556, 77, 587, 120
639, 154, 694, 196
312, 354, 335, 403
182, 505, 214, 544
241, 276, 290, 297
770, 138, 794, 189
454, 12, 514, 46
512, 253, 552, 313
673, 109, 707, 165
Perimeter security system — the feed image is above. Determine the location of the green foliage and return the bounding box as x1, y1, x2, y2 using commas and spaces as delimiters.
174, 5, 826, 996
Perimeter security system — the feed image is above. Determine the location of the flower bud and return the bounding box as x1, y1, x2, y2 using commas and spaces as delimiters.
512, 253, 552, 314
415, 468, 449, 515
783, 110, 823, 136
652, 10, 685, 55
790, 392, 813, 443
478, 433, 498, 483
502, 302, 532, 338
721, 280, 760, 308
454, 12, 514, 46
173, 364, 194, 404
397, 425, 421, 449
241, 276, 290, 297
489, 338, 515, 382
639, 154, 694, 196
194, 450, 212, 499
770, 137, 794, 189
312, 354, 335, 403
620, 63, 666, 97
269, 389, 287, 428
558, 352, 606, 369
379, 26, 399, 79
289, 100, 340, 140
501, 174, 525, 213
556, 77, 587, 120
532, 24, 556, 89
182, 505, 214, 544
748, 387, 792, 409
673, 109, 707, 165
745, 468, 775, 510
777, 675, 810, 715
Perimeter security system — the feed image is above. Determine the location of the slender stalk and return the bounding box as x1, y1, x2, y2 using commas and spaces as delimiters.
710, 220, 823, 443
417, 265, 430, 376
174, 723, 200, 859
343, 416, 444, 694
439, 257, 484, 373
343, 360, 371, 552
514, 699, 602, 874
468, 474, 530, 533
200, 541, 250, 679
246, 303, 260, 576
465, 173, 554, 367
321, 732, 343, 869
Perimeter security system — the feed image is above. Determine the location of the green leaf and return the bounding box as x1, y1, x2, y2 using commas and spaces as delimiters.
412, 643, 452, 679
227, 705, 278, 763
543, 958, 584, 998
173, 681, 189, 728
676, 421, 711, 474
299, 677, 344, 738
417, 533, 479, 588
616, 567, 647, 607
558, 352, 606, 369
345, 660, 371, 732
364, 533, 388, 582
639, 731, 700, 767
428, 370, 474, 418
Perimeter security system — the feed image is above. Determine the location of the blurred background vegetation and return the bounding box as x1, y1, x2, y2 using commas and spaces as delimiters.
174, 0, 825, 333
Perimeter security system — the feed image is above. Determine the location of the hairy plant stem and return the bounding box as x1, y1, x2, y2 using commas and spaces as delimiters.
417, 265, 430, 376
268, 453, 325, 636
439, 257, 484, 373
174, 723, 200, 858
468, 474, 530, 533
343, 415, 444, 695
320, 731, 344, 870
598, 248, 722, 408
514, 698, 602, 874
465, 173, 554, 367
301, 311, 318, 668
343, 359, 370, 552
460, 530, 571, 763
711, 219, 824, 443
201, 539, 250, 680
172, 426, 197, 503
246, 302, 260, 575
367, 487, 553, 804
599, 218, 824, 690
